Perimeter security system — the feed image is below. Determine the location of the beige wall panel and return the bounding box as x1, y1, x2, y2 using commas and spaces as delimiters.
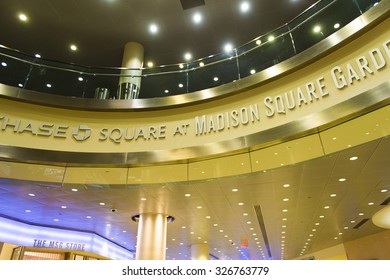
127, 164, 188, 184
189, 153, 251, 181
344, 230, 390, 260
63, 167, 127, 184
296, 243, 347, 260
0, 161, 64, 183
0, 243, 18, 260
320, 105, 390, 154
250, 134, 324, 172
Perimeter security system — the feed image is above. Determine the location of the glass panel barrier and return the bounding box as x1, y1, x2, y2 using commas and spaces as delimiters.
237, 25, 295, 80
290, 0, 362, 54
141, 64, 189, 98
187, 52, 240, 93
0, 0, 383, 100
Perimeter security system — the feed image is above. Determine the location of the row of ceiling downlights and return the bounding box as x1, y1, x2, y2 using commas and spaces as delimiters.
12, 3, 348, 68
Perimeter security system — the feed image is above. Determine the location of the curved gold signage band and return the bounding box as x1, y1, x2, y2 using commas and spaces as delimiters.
0, 83, 389, 166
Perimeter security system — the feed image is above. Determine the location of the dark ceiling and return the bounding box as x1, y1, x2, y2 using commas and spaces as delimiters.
0, 0, 318, 67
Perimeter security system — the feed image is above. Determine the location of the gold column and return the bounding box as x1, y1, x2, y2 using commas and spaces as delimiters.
135, 213, 167, 260
191, 243, 209, 260
118, 42, 144, 99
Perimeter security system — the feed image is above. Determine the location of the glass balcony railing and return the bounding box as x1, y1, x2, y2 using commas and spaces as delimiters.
0, 0, 382, 100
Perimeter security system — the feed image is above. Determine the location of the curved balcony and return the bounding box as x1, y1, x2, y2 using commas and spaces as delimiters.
0, 0, 385, 108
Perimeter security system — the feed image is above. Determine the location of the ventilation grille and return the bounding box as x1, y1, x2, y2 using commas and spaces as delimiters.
180, 0, 205, 10
353, 218, 369, 229
254, 205, 272, 259
380, 196, 390, 206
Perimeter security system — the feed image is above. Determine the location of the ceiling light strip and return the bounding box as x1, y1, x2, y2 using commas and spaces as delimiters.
254, 205, 272, 259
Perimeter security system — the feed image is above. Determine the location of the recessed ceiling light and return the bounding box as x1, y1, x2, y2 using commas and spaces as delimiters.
250, 69, 256, 75
28, 193, 35, 197
199, 61, 205, 67
86, 216, 91, 219
334, 23, 340, 29
206, 216, 211, 219
338, 178, 346, 182
46, 83, 52, 88
283, 198, 289, 202
18, 83, 23, 87
358, 213, 364, 216
350, 220, 356, 223
324, 206, 330, 209
61, 206, 67, 209
141, 198, 147, 201
178, 83, 184, 88
149, 23, 158, 34
164, 89, 169, 94
240, 1, 250, 13
247, 221, 251, 224
99, 202, 105, 205
25, 210, 31, 213
71, 188, 78, 192
1, 62, 7, 67
197, 206, 202, 209
78, 77, 83, 81
106, 224, 111, 227
224, 43, 233, 53
213, 224, 218, 226
330, 194, 337, 197
184, 52, 192, 61
243, 213, 248, 216
282, 209, 288, 212
381, 189, 388, 193
268, 35, 275, 42
147, 61, 154, 67
193, 12, 202, 24
181, 226, 186, 229
70, 44, 77, 51
213, 77, 219, 82
313, 25, 322, 33
368, 202, 374, 206
232, 188, 238, 192
238, 202, 244, 206
349, 156, 358, 161
18, 13, 28, 22
184, 193, 191, 197
256, 39, 261, 45
35, 54, 41, 58
283, 184, 290, 188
